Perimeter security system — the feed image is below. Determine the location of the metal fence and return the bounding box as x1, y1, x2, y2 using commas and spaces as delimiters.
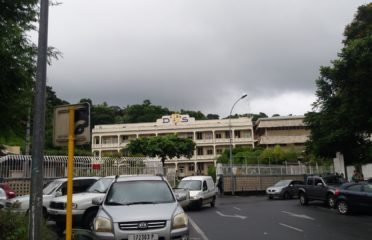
0, 155, 163, 178
217, 163, 334, 176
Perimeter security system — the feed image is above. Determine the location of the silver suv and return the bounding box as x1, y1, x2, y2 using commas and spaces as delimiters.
93, 175, 189, 240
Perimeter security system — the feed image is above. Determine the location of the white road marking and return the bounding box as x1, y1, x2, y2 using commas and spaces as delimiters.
189, 216, 209, 240
216, 211, 247, 220
233, 207, 241, 211
279, 223, 304, 232
281, 211, 315, 220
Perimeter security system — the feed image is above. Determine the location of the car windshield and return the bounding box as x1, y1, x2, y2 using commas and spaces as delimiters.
274, 180, 291, 187
178, 180, 202, 190
43, 180, 63, 195
87, 178, 113, 193
105, 180, 175, 205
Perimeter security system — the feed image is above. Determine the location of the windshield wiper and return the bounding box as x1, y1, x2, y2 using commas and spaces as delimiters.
125, 201, 156, 206
90, 189, 104, 193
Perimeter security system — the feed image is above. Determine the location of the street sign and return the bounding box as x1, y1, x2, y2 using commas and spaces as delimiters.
53, 103, 90, 146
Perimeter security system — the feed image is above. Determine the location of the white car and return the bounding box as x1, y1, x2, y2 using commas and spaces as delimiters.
177, 176, 216, 209
48, 176, 115, 229
0, 188, 6, 208
6, 177, 99, 216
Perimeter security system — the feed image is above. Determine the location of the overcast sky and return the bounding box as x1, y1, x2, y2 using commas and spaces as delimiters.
45, 0, 369, 119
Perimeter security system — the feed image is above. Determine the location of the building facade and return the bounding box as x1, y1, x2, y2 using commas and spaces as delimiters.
91, 114, 255, 176
254, 116, 309, 149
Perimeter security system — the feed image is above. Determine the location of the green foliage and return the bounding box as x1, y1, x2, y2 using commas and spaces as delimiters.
122, 100, 171, 123
305, 3, 372, 164
207, 165, 216, 182
123, 135, 196, 165
206, 114, 219, 120
218, 146, 305, 165
180, 109, 207, 120
0, 0, 38, 137
0, 207, 57, 240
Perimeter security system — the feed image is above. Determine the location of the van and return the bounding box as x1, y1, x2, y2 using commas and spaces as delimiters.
177, 176, 216, 209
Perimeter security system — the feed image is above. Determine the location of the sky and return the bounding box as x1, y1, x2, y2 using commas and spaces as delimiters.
44, 0, 369, 119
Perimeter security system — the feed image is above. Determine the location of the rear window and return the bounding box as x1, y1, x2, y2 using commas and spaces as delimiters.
105, 180, 175, 205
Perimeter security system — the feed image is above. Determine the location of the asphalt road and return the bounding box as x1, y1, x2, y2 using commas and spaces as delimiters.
187, 195, 372, 240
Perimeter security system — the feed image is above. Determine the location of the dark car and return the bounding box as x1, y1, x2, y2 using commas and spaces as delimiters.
266, 180, 304, 199
334, 181, 372, 215
0, 183, 16, 199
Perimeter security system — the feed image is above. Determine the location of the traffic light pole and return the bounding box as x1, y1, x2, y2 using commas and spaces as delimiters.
28, 0, 49, 239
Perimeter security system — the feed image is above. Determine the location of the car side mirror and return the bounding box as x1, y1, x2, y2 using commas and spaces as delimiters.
92, 197, 103, 205
289, 184, 293, 187
316, 182, 324, 187
55, 191, 62, 197
175, 193, 187, 202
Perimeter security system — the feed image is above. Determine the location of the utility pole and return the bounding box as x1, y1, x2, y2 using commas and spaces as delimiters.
28, 0, 49, 239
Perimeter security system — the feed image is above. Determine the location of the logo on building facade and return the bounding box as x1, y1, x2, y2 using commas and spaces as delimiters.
160, 114, 190, 125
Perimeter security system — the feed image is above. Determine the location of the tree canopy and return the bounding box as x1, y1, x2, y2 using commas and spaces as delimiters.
0, 0, 38, 137
305, 3, 372, 165
122, 135, 196, 166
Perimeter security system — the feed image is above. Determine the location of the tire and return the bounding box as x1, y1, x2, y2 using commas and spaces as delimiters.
299, 193, 308, 205
210, 197, 216, 208
326, 194, 335, 208
82, 209, 98, 230
283, 192, 290, 200
337, 200, 349, 215
268, 195, 273, 200
197, 199, 203, 209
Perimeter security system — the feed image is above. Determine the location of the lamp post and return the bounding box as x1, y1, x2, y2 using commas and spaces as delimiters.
229, 94, 247, 195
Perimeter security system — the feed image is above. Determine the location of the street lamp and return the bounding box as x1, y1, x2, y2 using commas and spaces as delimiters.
229, 94, 247, 195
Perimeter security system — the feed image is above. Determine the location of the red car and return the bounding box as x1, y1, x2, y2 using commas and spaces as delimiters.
0, 183, 16, 199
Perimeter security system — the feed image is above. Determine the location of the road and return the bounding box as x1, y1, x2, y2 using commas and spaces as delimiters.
187, 195, 372, 240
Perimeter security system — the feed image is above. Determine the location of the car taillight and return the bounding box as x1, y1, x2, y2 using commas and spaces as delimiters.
8, 192, 16, 199
334, 188, 340, 197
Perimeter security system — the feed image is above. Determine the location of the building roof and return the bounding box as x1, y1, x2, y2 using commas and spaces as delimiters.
256, 116, 306, 128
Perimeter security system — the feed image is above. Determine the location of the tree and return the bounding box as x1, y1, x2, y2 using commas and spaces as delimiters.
180, 109, 207, 120
122, 100, 171, 123
305, 3, 372, 165
206, 114, 219, 120
123, 135, 195, 166
0, 0, 38, 137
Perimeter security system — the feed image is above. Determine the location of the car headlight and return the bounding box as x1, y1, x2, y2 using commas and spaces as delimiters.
94, 216, 112, 232
172, 212, 188, 229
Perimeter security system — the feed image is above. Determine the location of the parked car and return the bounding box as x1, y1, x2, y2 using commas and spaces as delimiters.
0, 183, 17, 199
266, 180, 304, 199
0, 188, 7, 208
93, 175, 189, 240
48, 176, 115, 229
177, 175, 216, 209
298, 175, 347, 208
7, 177, 99, 216
334, 181, 372, 215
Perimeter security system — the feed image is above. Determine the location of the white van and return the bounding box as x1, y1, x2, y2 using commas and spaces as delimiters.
177, 176, 216, 209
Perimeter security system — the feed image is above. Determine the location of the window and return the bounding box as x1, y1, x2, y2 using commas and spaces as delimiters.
197, 148, 203, 155
95, 137, 99, 144
188, 164, 195, 172
363, 184, 372, 193
314, 178, 323, 186
196, 132, 203, 140
225, 131, 230, 138
216, 149, 223, 154
207, 149, 213, 155
307, 178, 313, 185
216, 133, 222, 139
235, 130, 241, 138
203, 181, 208, 191
346, 184, 362, 192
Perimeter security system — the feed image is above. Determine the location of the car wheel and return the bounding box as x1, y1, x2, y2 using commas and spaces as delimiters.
197, 199, 203, 209
210, 197, 216, 208
327, 194, 335, 208
268, 195, 273, 200
337, 200, 349, 215
299, 193, 308, 205
83, 209, 98, 230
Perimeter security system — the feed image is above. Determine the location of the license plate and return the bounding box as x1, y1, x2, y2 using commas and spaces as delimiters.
128, 234, 158, 240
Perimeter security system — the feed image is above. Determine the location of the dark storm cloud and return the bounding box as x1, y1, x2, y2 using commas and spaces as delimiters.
46, 0, 369, 117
